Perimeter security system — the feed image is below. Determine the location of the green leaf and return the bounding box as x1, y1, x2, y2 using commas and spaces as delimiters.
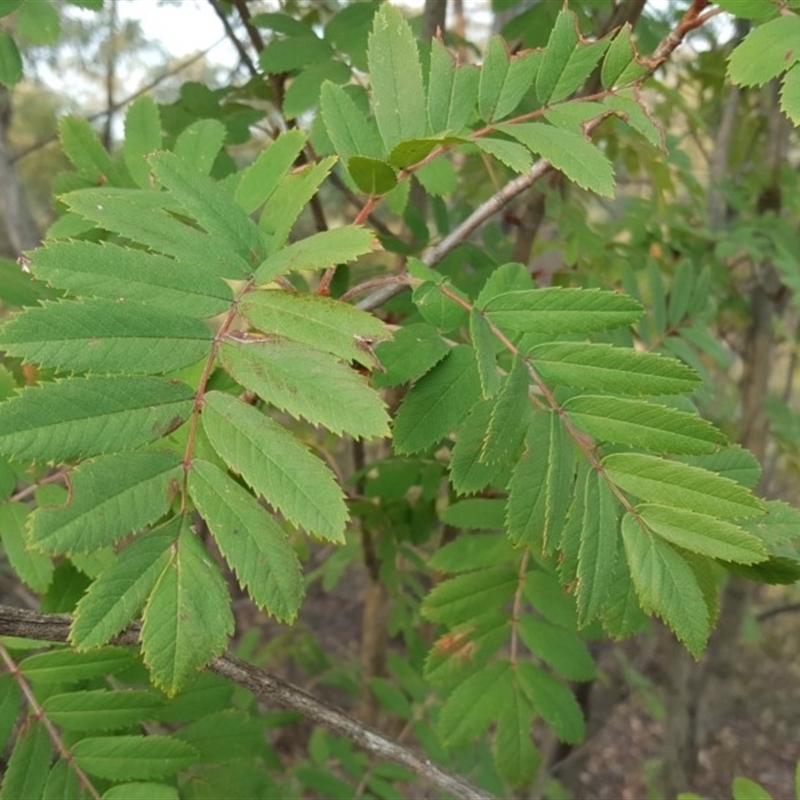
393, 345, 481, 454
60, 116, 124, 185
141, 524, 233, 696
550, 38, 610, 104
726, 555, 800, 585
429, 532, 514, 574
148, 151, 265, 267
367, 3, 426, 152
253, 226, 379, 284
0, 720, 51, 800
474, 137, 533, 174
43, 758, 83, 800
20, 648, 135, 684
43, 690, 164, 732
0, 675, 20, 754
123, 96, 162, 189
71, 521, 179, 649
259, 34, 332, 74
576, 472, 619, 626
412, 281, 469, 331
241, 291, 388, 368
0, 31, 21, 87
29, 451, 183, 555
17, 0, 60, 45
449, 399, 506, 494
285, 60, 352, 120
428, 39, 479, 135
0, 502, 52, 592
780, 63, 800, 126
732, 777, 772, 800
516, 662, 584, 743
29, 241, 232, 318
441, 498, 506, 530
437, 661, 512, 745
320, 82, 382, 162
219, 339, 389, 438
259, 157, 336, 252
517, 615, 595, 681
63, 188, 252, 279
728, 16, 800, 87
347, 155, 398, 195
527, 342, 700, 395
507, 412, 575, 552
1, 299, 212, 375
679, 446, 762, 489
603, 453, 764, 518
492, 684, 539, 787
483, 287, 642, 334
189, 459, 304, 622
601, 25, 646, 88
563, 396, 726, 455
741, 500, 800, 548
497, 122, 614, 196
371, 323, 449, 387
535, 8, 577, 104
201, 391, 347, 542
72, 736, 197, 781
234, 129, 307, 213
173, 709, 267, 762
478, 35, 510, 121
422, 567, 517, 625
102, 783, 179, 800
604, 91, 663, 149
470, 308, 501, 398
480, 357, 530, 464
0, 377, 193, 462
621, 514, 709, 656
638, 505, 767, 565
173, 119, 226, 176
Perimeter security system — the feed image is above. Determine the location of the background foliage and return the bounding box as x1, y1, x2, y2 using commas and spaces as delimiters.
1, 1, 800, 798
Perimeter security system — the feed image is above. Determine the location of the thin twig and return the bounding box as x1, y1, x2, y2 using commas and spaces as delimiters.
0, 605, 496, 800
206, 0, 258, 77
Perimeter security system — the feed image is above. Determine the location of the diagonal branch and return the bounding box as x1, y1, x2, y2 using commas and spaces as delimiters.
0, 604, 495, 800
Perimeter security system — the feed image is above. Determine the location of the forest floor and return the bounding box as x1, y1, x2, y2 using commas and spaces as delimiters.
565, 587, 800, 800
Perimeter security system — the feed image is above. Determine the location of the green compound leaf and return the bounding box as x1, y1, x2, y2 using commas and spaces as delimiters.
497, 121, 614, 196
437, 661, 512, 746
63, 188, 252, 280
728, 15, 800, 87
43, 690, 165, 732
148, 151, 266, 268
29, 241, 232, 319
72, 735, 198, 781
219, 339, 389, 439
603, 453, 764, 518
516, 662, 584, 743
253, 225, 380, 284
320, 82, 383, 163
367, 2, 426, 152
71, 520, 179, 649
428, 38, 479, 135
201, 391, 347, 542
527, 342, 700, 395
483, 287, 642, 335
29, 451, 183, 555
1, 299, 212, 375
241, 291, 389, 368
393, 345, 481, 454
0, 377, 194, 462
638, 504, 767, 565
576, 472, 619, 626
141, 523, 234, 696
563, 396, 726, 455
123, 96, 162, 189
621, 513, 709, 656
189, 459, 304, 623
